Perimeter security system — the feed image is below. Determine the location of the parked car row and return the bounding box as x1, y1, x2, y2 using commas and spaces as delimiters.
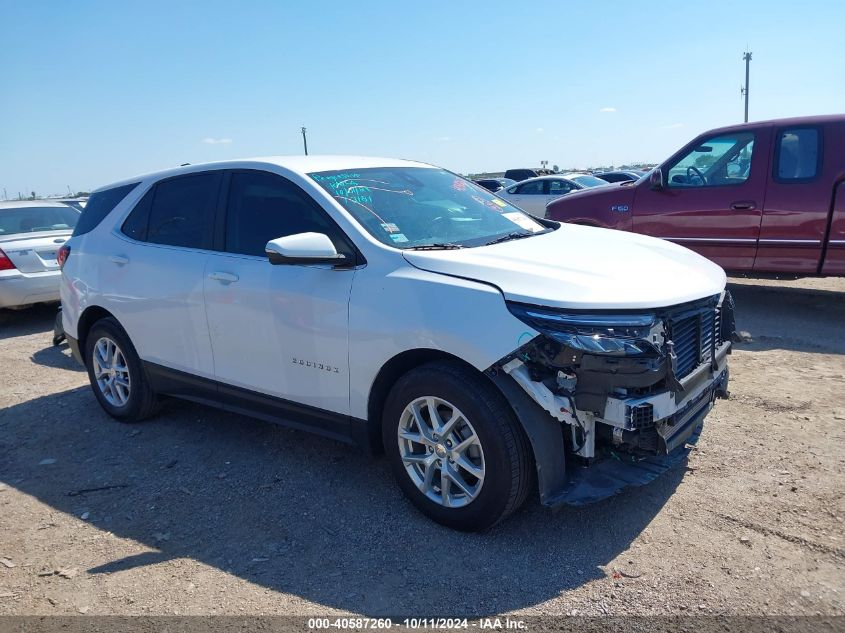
496, 173, 611, 217
473, 170, 648, 211
594, 170, 648, 183
472, 177, 516, 193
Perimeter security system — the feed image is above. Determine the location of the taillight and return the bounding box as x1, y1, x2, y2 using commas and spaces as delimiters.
0, 248, 15, 271
57, 244, 71, 270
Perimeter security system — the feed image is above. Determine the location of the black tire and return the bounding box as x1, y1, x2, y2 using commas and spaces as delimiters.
84, 317, 159, 422
382, 361, 533, 531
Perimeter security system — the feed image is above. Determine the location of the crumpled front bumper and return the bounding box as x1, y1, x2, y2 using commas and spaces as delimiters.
486, 292, 735, 508
489, 357, 728, 507
601, 341, 730, 454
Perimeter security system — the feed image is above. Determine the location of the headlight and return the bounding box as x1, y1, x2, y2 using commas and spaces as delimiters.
508, 302, 659, 357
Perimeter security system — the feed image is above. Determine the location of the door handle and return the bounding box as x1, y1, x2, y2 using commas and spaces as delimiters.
208, 271, 239, 283
730, 200, 756, 211
108, 255, 129, 265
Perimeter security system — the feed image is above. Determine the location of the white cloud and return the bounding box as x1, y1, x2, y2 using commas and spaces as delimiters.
434, 136, 451, 142
598, 107, 616, 113
661, 123, 684, 129
535, 127, 544, 133
203, 137, 233, 145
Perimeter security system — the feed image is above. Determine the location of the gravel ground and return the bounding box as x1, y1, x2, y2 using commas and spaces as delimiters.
0, 277, 843, 617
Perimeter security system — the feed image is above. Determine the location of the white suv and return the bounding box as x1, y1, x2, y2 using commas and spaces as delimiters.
61, 156, 734, 531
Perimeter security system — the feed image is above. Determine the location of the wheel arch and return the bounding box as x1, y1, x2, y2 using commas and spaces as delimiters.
76, 305, 119, 357
363, 348, 483, 454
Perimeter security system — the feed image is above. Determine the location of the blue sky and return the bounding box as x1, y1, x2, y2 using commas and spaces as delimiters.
1, 0, 842, 196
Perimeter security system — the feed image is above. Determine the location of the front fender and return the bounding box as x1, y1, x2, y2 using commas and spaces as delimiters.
348, 265, 537, 420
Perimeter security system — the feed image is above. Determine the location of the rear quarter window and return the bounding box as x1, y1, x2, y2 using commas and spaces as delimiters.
774, 127, 822, 182
72, 182, 140, 236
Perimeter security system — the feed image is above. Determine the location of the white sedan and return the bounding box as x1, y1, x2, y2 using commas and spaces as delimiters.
496, 173, 610, 217
0, 201, 80, 308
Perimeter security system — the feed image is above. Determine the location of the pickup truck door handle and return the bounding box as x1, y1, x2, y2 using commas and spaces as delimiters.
730, 200, 756, 211
208, 271, 239, 283
108, 255, 129, 265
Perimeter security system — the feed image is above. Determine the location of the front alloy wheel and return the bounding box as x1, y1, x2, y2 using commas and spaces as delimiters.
398, 396, 485, 508
383, 361, 533, 531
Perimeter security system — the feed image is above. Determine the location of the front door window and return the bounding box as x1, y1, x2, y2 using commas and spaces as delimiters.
666, 133, 755, 188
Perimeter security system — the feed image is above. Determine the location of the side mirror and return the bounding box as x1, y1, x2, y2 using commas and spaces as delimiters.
265, 233, 346, 266
649, 168, 664, 191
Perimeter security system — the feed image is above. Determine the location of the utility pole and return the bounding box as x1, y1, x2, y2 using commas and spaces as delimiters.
301, 126, 308, 155
741, 50, 752, 123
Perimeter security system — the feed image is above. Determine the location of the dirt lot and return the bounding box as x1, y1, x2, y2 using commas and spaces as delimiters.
0, 277, 843, 617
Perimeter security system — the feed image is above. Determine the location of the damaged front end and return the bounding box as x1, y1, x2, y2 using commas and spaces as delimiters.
487, 291, 736, 506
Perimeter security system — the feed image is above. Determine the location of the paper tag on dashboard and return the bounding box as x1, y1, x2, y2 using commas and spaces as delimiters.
503, 212, 541, 232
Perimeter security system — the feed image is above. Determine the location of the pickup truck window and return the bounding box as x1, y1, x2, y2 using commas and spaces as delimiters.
666, 133, 755, 188
775, 127, 821, 181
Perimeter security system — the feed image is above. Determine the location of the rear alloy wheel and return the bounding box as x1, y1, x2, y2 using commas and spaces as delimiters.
383, 361, 532, 531
84, 317, 159, 422
92, 337, 131, 407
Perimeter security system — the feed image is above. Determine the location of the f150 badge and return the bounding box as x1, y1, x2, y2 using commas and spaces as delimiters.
292, 357, 340, 373
611, 204, 630, 213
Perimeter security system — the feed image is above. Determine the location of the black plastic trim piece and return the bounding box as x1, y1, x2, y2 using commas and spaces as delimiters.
143, 362, 362, 446
486, 370, 568, 506
66, 334, 83, 365
574, 354, 668, 414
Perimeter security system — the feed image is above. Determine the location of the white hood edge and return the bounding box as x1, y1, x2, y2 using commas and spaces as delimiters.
402, 224, 727, 311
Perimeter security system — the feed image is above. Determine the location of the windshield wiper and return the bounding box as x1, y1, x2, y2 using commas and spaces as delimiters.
484, 232, 533, 246
406, 242, 464, 250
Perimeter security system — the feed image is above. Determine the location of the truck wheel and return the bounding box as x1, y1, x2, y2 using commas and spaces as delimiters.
382, 361, 532, 531
84, 317, 159, 422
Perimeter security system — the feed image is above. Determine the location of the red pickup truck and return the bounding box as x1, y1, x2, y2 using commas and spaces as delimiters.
546, 115, 845, 276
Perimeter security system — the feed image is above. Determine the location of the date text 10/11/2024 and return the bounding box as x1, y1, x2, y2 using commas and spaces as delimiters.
307, 618, 527, 630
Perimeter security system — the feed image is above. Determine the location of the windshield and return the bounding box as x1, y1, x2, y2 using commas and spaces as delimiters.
0, 206, 80, 236
309, 167, 547, 249
571, 175, 610, 188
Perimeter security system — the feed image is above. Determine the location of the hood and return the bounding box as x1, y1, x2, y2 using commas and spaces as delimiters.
547, 181, 635, 217
402, 224, 726, 310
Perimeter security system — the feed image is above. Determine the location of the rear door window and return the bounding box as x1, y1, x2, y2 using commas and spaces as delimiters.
72, 182, 139, 236
516, 181, 546, 195
775, 127, 821, 181
146, 173, 221, 249
548, 179, 575, 195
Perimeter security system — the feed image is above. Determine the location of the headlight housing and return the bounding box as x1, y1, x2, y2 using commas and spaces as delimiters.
508, 302, 660, 357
